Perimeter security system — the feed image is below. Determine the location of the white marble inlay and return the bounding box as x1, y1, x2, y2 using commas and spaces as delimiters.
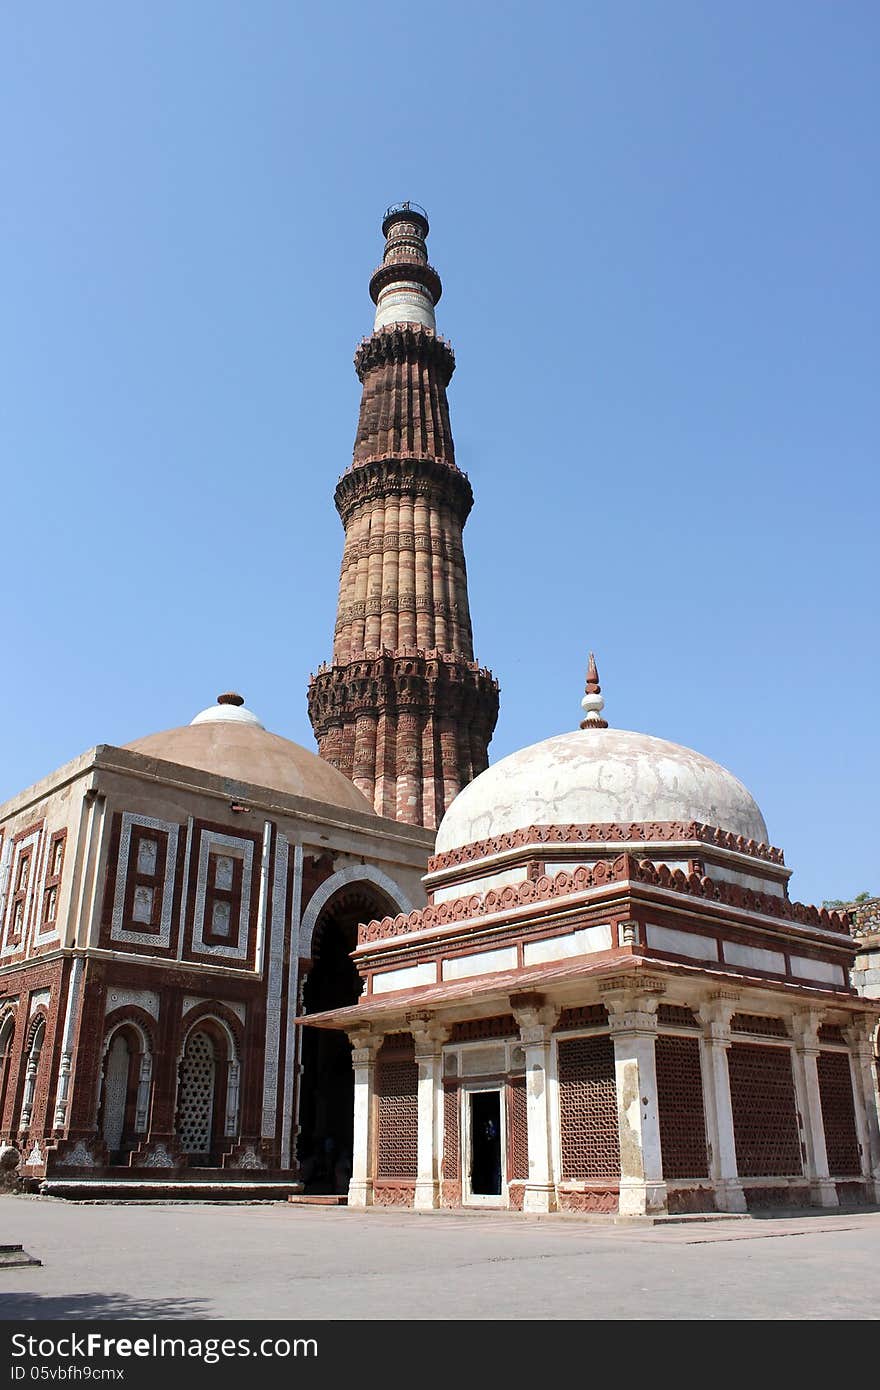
105, 988, 160, 1020
459, 1046, 507, 1076
646, 923, 719, 961
192, 830, 253, 962
441, 946, 518, 982
261, 831, 288, 1139
433, 866, 528, 905
1, 827, 43, 959
789, 955, 846, 986
111, 814, 179, 948
723, 941, 785, 974
523, 924, 612, 966
181, 996, 246, 1026
372, 962, 436, 995
29, 989, 50, 1016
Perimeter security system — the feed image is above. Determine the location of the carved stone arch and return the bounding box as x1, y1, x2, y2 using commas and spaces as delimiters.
98, 1017, 153, 1158
25, 1010, 48, 1053
102, 1008, 154, 1057
178, 1003, 242, 1062
18, 1012, 48, 1134
296, 868, 411, 1193
176, 1009, 242, 1158
0, 1007, 16, 1133
299, 864, 413, 960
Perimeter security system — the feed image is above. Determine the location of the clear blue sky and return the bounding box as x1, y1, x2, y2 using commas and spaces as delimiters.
2, 4, 877, 906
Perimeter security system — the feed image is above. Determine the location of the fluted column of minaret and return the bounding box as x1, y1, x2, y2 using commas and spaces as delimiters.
308, 204, 498, 829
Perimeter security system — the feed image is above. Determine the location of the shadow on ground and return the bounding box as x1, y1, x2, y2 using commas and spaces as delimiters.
0, 1291, 211, 1321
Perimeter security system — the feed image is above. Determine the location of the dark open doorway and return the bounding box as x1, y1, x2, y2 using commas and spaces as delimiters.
297, 883, 395, 1194
469, 1090, 502, 1197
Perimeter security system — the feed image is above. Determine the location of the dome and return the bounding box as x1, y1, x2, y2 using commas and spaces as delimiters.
435, 726, 769, 854
124, 693, 375, 816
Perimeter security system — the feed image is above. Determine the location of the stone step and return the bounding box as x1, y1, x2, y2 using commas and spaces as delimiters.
288, 1194, 348, 1206
0, 1244, 42, 1268
40, 1179, 302, 1203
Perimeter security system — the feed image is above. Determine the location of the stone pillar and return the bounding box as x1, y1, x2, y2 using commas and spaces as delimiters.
697, 996, 747, 1213
603, 983, 667, 1216
134, 1052, 153, 1133
512, 999, 560, 1212
789, 1011, 838, 1207
843, 1018, 880, 1202
347, 1029, 382, 1208
409, 1015, 450, 1211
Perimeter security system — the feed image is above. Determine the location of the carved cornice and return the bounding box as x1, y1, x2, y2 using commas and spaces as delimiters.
427, 820, 786, 874
335, 455, 473, 527
356, 854, 852, 945
354, 324, 455, 385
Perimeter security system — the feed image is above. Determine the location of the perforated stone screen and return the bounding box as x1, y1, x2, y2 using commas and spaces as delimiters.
656, 1035, 709, 1178
817, 1050, 861, 1177
506, 1076, 528, 1182
178, 1030, 215, 1155
375, 1040, 418, 1180
442, 1084, 460, 1181
728, 1042, 802, 1177
557, 1035, 620, 1181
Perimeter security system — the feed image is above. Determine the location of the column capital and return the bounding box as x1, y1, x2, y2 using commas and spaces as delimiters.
843, 1017, 878, 1060
698, 992, 741, 1041
601, 977, 664, 1035
510, 993, 559, 1044
407, 1012, 450, 1056
788, 1008, 823, 1053
347, 1027, 383, 1063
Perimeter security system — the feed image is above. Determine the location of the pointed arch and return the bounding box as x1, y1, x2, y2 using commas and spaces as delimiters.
298, 865, 413, 959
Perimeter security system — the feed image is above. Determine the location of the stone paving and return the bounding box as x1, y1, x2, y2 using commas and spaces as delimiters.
0, 1197, 878, 1320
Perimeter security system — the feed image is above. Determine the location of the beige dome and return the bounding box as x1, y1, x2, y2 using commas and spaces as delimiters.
125, 695, 374, 816
436, 727, 769, 853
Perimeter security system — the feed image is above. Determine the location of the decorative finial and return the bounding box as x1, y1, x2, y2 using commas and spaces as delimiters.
580, 652, 608, 730
217, 692, 245, 707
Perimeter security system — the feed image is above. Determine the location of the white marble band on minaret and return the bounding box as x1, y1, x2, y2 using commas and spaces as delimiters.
370, 203, 440, 332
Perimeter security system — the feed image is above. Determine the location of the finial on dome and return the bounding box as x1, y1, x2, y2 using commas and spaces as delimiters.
217, 692, 245, 707
580, 652, 608, 730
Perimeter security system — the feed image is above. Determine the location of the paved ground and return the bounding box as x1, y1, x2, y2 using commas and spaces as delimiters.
0, 1197, 878, 1320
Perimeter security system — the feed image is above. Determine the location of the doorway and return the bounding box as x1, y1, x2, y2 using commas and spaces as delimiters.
298, 884, 395, 1193
467, 1089, 503, 1203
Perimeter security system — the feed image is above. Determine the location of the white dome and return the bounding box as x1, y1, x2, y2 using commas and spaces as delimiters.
436, 727, 769, 853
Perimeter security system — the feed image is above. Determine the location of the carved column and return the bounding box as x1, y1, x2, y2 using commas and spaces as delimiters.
843, 1019, 880, 1202
603, 983, 667, 1216
409, 1014, 450, 1211
697, 996, 747, 1213
789, 1010, 838, 1207
347, 1028, 382, 1208
134, 1053, 153, 1134
512, 998, 560, 1213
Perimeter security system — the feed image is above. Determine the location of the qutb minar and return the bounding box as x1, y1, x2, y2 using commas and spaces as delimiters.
307, 203, 499, 829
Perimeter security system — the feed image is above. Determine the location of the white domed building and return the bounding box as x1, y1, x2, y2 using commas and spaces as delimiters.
305, 659, 880, 1216
0, 693, 432, 1194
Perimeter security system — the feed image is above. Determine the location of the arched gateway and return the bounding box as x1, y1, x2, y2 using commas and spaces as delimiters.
297, 871, 408, 1193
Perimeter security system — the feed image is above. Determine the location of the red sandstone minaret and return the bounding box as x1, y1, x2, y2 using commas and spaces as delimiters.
308, 203, 499, 828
